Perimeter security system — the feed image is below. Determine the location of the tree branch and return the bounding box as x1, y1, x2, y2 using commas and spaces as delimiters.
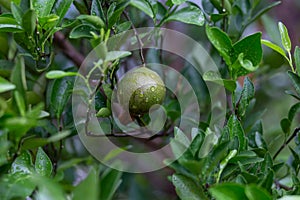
273, 127, 300, 160
53, 32, 85, 67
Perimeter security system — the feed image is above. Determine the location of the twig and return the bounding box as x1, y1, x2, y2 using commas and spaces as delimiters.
275, 180, 294, 191
53, 32, 85, 67
273, 127, 300, 160
123, 11, 145, 66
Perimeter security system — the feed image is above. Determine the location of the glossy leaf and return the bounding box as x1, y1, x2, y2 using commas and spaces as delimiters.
107, 1, 129, 29
261, 39, 289, 62
209, 183, 247, 200
0, 76, 15, 93
10, 56, 27, 114
0, 16, 23, 32
206, 26, 232, 66
164, 5, 205, 26
172, 174, 206, 200
232, 32, 262, 74
171, 0, 186, 5
203, 70, 236, 92
46, 73, 74, 119
280, 118, 291, 135
46, 70, 78, 79
35, 147, 53, 177
278, 22, 291, 52
11, 2, 24, 24
10, 151, 34, 174
70, 24, 98, 39
105, 51, 132, 62
32, 175, 65, 200
77, 15, 105, 28
287, 71, 300, 96
294, 46, 300, 76
245, 184, 272, 200
288, 102, 300, 122
237, 77, 254, 117
100, 167, 122, 200
52, 0, 73, 25
73, 168, 98, 200
22, 10, 37, 36
91, 0, 105, 22
227, 115, 246, 151
130, 0, 154, 19
278, 196, 300, 200
0, 173, 36, 200
33, 0, 55, 17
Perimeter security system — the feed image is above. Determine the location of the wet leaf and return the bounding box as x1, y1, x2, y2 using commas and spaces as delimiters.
165, 5, 204, 26
35, 147, 53, 177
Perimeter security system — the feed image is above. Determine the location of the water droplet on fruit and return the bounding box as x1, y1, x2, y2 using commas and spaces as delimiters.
150, 86, 155, 92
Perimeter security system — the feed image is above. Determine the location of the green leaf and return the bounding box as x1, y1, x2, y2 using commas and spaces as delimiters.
189, 130, 205, 157
70, 24, 98, 39
171, 0, 186, 5
209, 183, 247, 200
278, 196, 300, 200
10, 151, 34, 174
287, 71, 300, 96
294, 46, 300, 76
164, 5, 204, 26
96, 107, 111, 117
227, 115, 246, 151
21, 131, 71, 151
174, 127, 190, 147
32, 175, 65, 200
206, 26, 232, 66
10, 56, 27, 114
105, 51, 132, 62
103, 145, 132, 162
0, 173, 36, 200
52, 0, 73, 25
278, 22, 291, 52
33, 0, 55, 17
107, 1, 129, 29
245, 184, 272, 200
73, 168, 98, 200
91, 0, 105, 22
232, 32, 262, 75
22, 10, 37, 36
261, 39, 289, 62
237, 77, 254, 117
203, 70, 236, 92
0, 76, 16, 93
35, 147, 53, 177
46, 73, 74, 119
288, 102, 300, 122
11, 2, 24, 24
46, 70, 78, 79
100, 166, 122, 200
280, 118, 291, 135
130, 0, 154, 19
0, 16, 23, 32
77, 15, 105, 28
172, 174, 207, 200
39, 14, 59, 29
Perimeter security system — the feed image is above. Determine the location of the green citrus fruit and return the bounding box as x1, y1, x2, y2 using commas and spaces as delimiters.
117, 67, 166, 116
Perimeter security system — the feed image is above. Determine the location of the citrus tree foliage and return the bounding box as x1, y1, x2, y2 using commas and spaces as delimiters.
0, 0, 299, 199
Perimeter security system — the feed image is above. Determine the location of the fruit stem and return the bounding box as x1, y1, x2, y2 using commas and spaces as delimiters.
123, 11, 145, 66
